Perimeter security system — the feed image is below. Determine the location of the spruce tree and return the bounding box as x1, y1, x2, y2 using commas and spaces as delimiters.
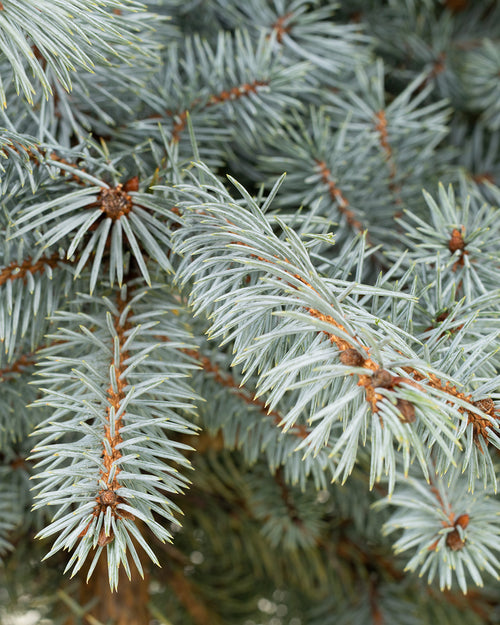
1, 0, 500, 623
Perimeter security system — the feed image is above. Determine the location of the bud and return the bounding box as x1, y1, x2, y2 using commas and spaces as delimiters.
446, 528, 465, 551
99, 489, 118, 506
474, 397, 495, 414
340, 348, 365, 367
371, 369, 393, 388
396, 399, 416, 424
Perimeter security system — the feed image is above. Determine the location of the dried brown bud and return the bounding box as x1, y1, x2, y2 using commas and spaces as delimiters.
371, 369, 393, 388
99, 185, 132, 220
340, 348, 365, 367
123, 176, 139, 192
474, 397, 495, 415
99, 489, 118, 506
445, 514, 469, 551
98, 527, 115, 546
396, 399, 416, 424
448, 228, 465, 253
446, 528, 465, 551
455, 513, 470, 530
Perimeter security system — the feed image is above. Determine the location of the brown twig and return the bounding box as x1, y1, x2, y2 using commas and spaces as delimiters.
182, 347, 308, 439
270, 12, 294, 43
167, 570, 217, 625
315, 159, 366, 234
1, 140, 88, 186
79, 289, 136, 546
0, 251, 63, 287
369, 578, 385, 625
0, 352, 37, 381
170, 79, 269, 143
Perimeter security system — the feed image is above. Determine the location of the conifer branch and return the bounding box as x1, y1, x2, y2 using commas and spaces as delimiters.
11, 173, 174, 291
0, 245, 73, 363
174, 164, 500, 493
381, 462, 500, 592
0, 0, 155, 106
82, 289, 137, 549
258, 107, 392, 245
307, 307, 498, 440
217, 0, 370, 74
30, 285, 199, 588
127, 29, 309, 168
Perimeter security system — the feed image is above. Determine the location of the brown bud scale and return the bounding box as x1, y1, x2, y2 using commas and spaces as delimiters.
448, 228, 465, 253
99, 185, 133, 220
446, 528, 465, 551
371, 369, 393, 388
99, 489, 118, 506
123, 175, 139, 192
396, 399, 416, 423
98, 527, 115, 546
340, 348, 365, 367
474, 397, 495, 414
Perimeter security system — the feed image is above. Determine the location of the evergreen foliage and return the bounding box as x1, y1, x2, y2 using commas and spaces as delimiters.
1, 0, 500, 623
